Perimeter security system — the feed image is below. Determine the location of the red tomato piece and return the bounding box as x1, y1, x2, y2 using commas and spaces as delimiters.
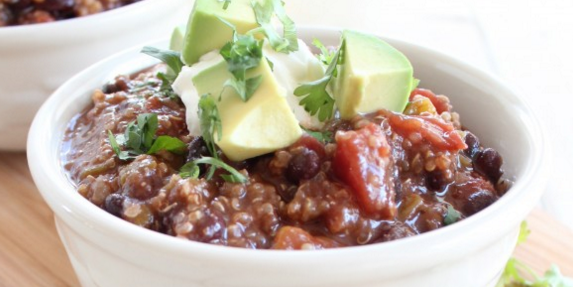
388, 112, 467, 151
410, 88, 450, 114
332, 123, 396, 220
271, 226, 342, 250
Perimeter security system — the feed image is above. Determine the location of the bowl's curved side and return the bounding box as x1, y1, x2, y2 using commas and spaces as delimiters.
27, 27, 549, 287
0, 0, 193, 151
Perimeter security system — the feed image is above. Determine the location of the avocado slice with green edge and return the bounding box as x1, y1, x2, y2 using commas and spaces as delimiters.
169, 24, 187, 52
181, 0, 260, 65
333, 30, 415, 119
190, 54, 302, 161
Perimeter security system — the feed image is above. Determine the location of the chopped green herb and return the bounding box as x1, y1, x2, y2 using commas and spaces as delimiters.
220, 0, 231, 10
141, 46, 184, 98
147, 135, 187, 155
108, 113, 186, 161
302, 127, 332, 143
197, 94, 223, 158
312, 38, 336, 66
179, 161, 201, 179
251, 0, 298, 53
443, 204, 461, 225
218, 19, 264, 102
497, 221, 573, 287
141, 46, 184, 77
517, 221, 531, 245
180, 157, 247, 183
294, 39, 345, 122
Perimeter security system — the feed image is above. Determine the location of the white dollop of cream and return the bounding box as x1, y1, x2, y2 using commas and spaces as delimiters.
172, 39, 326, 136
264, 39, 326, 129
172, 50, 222, 136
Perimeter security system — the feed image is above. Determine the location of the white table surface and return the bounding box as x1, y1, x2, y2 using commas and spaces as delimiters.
286, 0, 573, 229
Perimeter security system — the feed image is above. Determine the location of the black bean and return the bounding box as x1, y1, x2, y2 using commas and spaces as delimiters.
104, 193, 125, 217
186, 137, 210, 163
286, 148, 321, 183
463, 132, 480, 158
462, 190, 496, 216
474, 148, 503, 182
103, 76, 130, 93
426, 169, 448, 191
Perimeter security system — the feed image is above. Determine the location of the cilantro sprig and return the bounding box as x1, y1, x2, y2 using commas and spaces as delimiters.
218, 19, 264, 102
251, 0, 298, 53
443, 204, 462, 226
312, 38, 337, 66
302, 126, 332, 144
197, 94, 222, 157
179, 95, 247, 183
497, 221, 573, 287
108, 113, 186, 161
180, 157, 247, 183
294, 39, 345, 122
141, 46, 184, 98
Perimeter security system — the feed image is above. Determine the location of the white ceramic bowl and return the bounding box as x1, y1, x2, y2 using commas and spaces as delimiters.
27, 27, 549, 287
0, 0, 194, 151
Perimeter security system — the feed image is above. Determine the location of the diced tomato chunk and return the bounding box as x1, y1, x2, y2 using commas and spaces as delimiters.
332, 123, 396, 220
409, 88, 450, 114
388, 112, 467, 151
271, 226, 342, 250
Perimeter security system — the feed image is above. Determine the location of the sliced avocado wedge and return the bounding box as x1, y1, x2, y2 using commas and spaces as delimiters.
169, 24, 187, 52
333, 30, 415, 119
181, 0, 260, 65
191, 54, 302, 161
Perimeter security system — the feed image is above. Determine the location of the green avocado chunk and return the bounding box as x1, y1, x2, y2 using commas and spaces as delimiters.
169, 24, 187, 52
190, 54, 302, 161
181, 0, 260, 65
333, 30, 415, 119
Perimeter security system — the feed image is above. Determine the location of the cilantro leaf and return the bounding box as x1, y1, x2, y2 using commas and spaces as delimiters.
147, 135, 187, 155
444, 204, 462, 225
218, 20, 264, 102
179, 161, 201, 179
197, 94, 223, 157
108, 113, 187, 160
294, 77, 335, 121
517, 221, 531, 245
312, 38, 336, 66
141, 46, 184, 98
252, 0, 298, 53
301, 127, 332, 144
180, 157, 247, 183
141, 46, 183, 77
293, 40, 344, 122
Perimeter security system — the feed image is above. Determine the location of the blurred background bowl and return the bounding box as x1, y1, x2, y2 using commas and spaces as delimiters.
27, 27, 549, 287
0, 0, 193, 151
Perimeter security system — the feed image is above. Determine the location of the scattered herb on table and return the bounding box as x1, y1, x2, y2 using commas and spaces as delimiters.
497, 221, 573, 287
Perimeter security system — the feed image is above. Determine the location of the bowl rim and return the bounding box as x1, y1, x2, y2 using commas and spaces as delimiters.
27, 25, 550, 264
0, 0, 175, 35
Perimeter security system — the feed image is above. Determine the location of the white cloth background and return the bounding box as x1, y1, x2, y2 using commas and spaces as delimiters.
285, 0, 573, 229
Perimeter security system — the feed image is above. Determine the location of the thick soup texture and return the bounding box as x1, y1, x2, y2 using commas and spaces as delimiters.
61, 65, 511, 250
0, 0, 142, 27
